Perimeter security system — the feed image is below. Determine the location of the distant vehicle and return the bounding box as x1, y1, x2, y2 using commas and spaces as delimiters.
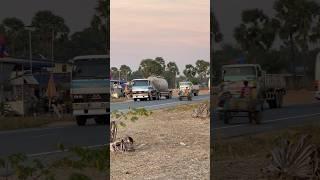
131, 76, 172, 101
70, 55, 109, 126
217, 64, 286, 124
178, 81, 200, 101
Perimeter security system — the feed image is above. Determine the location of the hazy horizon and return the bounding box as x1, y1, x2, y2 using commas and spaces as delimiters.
111, 0, 210, 72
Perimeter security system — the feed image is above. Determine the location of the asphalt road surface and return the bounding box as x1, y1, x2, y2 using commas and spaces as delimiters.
110, 94, 210, 112
0, 95, 319, 157
213, 102, 320, 139
0, 94, 209, 157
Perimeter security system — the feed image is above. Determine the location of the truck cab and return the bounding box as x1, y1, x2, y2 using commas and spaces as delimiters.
70, 55, 109, 126
221, 64, 264, 97
131, 79, 156, 101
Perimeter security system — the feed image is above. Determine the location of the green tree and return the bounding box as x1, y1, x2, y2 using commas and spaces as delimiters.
274, 0, 320, 76
195, 60, 210, 84
234, 9, 278, 63
111, 67, 119, 80
120, 65, 132, 81
155, 57, 166, 72
139, 59, 163, 78
31, 10, 70, 58
129, 70, 143, 80
2, 17, 26, 57
183, 64, 197, 81
166, 62, 179, 88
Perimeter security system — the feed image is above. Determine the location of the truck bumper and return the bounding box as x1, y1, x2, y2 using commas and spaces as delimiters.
72, 102, 109, 116
132, 93, 149, 99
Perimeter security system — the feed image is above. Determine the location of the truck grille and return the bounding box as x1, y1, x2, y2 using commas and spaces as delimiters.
72, 93, 109, 103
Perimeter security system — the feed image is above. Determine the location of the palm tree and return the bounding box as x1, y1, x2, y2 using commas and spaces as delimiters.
2, 17, 25, 57
31, 10, 70, 58
234, 9, 278, 63
166, 62, 180, 88
274, 0, 320, 77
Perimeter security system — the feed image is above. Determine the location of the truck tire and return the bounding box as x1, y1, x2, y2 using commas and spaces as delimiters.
133, 98, 137, 102
278, 95, 283, 108
222, 111, 230, 124
76, 116, 86, 126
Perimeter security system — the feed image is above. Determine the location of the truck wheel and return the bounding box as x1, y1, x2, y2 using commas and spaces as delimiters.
133, 98, 137, 102
76, 116, 86, 126
278, 95, 283, 108
254, 111, 262, 124
223, 112, 230, 124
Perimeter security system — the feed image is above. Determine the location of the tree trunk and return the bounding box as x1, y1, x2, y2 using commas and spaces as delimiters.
289, 32, 297, 88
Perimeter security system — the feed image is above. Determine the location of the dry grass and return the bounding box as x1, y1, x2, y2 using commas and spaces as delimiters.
110, 102, 210, 180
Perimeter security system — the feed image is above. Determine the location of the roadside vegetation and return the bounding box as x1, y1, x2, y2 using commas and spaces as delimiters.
213, 122, 320, 179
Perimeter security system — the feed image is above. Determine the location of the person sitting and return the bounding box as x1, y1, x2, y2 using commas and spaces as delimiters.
240, 80, 251, 98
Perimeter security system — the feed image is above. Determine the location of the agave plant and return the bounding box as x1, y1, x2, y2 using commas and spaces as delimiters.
262, 135, 320, 179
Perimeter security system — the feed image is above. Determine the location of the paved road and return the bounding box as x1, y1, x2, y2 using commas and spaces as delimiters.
0, 95, 319, 156
0, 121, 106, 157
111, 94, 210, 112
0, 94, 209, 157
213, 102, 320, 139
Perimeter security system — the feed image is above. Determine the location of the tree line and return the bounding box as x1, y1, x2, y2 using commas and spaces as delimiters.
0, 0, 108, 61
111, 57, 210, 88
212, 0, 320, 84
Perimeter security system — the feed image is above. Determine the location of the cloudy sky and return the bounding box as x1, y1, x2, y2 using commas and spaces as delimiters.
110, 0, 210, 71
0, 0, 96, 33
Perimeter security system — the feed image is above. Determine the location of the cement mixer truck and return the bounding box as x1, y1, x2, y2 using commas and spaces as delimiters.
132, 76, 172, 101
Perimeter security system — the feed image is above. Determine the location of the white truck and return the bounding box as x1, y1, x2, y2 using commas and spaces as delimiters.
70, 55, 109, 126
217, 64, 286, 124
131, 76, 172, 101
178, 81, 200, 101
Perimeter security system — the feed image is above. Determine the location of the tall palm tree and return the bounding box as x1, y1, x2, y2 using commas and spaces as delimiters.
274, 0, 320, 76
167, 62, 180, 88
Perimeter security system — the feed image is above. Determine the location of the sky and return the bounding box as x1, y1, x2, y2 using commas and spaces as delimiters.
110, 0, 210, 72
0, 0, 96, 33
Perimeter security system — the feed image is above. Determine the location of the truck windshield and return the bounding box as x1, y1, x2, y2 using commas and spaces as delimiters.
179, 82, 192, 86
223, 66, 256, 81
72, 58, 107, 80
133, 80, 149, 86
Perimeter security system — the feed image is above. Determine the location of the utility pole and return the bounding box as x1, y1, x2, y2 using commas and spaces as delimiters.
29, 30, 32, 74
51, 29, 54, 68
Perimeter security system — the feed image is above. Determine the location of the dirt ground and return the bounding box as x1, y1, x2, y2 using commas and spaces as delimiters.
110, 103, 210, 180
283, 89, 317, 106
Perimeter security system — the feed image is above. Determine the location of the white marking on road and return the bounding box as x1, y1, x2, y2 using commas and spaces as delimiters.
214, 112, 320, 130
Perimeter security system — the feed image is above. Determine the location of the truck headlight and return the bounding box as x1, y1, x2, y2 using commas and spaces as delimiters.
73, 95, 83, 99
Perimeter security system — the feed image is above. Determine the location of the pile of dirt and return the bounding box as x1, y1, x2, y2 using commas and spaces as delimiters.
110, 103, 210, 179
